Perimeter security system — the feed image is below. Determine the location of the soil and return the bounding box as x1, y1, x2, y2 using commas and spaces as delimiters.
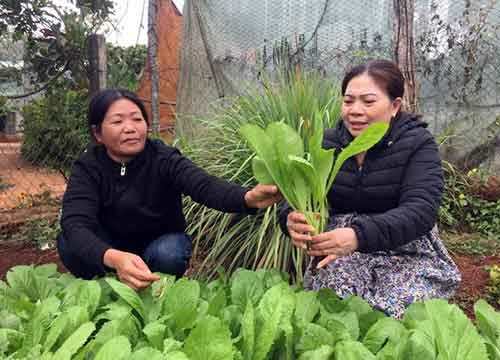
451, 254, 499, 317
0, 241, 67, 278
0, 141, 66, 210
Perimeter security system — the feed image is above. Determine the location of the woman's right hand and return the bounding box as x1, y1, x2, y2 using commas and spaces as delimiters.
286, 211, 315, 250
103, 249, 160, 290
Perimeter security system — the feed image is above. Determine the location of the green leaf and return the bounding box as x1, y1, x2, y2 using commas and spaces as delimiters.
6, 265, 35, 301
344, 295, 373, 318
294, 291, 320, 326
130, 347, 164, 360
163, 278, 200, 331
266, 122, 304, 159
334, 340, 376, 360
474, 299, 500, 346
183, 316, 233, 360
358, 310, 387, 340
240, 123, 297, 209
317, 288, 346, 313
0, 328, 24, 356
143, 322, 166, 351
230, 269, 265, 310
400, 329, 436, 360
62, 279, 101, 318
240, 124, 277, 181
0, 310, 21, 330
425, 299, 489, 360
240, 301, 255, 360
163, 338, 183, 353
254, 283, 295, 360
297, 345, 334, 360
295, 323, 334, 353
289, 156, 317, 205
22, 295, 61, 352
320, 310, 359, 342
363, 317, 407, 354
317, 312, 352, 343
86, 314, 140, 356
328, 122, 389, 191
251, 156, 274, 185
94, 336, 131, 360
105, 278, 145, 320
207, 286, 227, 317
43, 305, 89, 353
33, 264, 58, 278
52, 322, 95, 359
310, 147, 335, 200
165, 351, 190, 360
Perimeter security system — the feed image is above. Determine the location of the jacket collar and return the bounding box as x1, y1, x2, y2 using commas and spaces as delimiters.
95, 139, 151, 176
333, 112, 427, 150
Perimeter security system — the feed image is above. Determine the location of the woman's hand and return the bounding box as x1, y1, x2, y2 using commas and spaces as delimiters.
244, 184, 282, 208
103, 249, 160, 290
308, 227, 359, 268
286, 211, 315, 249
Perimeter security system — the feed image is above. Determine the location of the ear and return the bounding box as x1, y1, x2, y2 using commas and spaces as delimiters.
391, 97, 403, 116
91, 125, 102, 144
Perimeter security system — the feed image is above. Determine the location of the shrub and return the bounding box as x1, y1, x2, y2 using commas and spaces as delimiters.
440, 163, 500, 237
21, 86, 90, 172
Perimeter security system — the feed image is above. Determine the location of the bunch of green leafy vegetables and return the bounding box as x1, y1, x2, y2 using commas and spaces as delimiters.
0, 264, 498, 359
240, 112, 388, 235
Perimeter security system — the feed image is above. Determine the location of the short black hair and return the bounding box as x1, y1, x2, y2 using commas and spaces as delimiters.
88, 88, 149, 138
341, 59, 405, 101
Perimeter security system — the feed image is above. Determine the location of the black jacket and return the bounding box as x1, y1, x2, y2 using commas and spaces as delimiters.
61, 139, 251, 272
279, 112, 444, 252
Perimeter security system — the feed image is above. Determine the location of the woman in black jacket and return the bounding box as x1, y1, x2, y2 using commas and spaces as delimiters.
58, 89, 281, 290
281, 60, 460, 318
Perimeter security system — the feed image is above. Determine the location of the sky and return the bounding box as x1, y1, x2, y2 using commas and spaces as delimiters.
108, 0, 185, 46
52, 0, 185, 47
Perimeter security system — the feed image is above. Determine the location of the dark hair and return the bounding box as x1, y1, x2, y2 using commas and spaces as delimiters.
341, 59, 405, 101
88, 88, 149, 137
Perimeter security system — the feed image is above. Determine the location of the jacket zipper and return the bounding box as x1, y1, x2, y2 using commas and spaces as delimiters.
120, 162, 126, 176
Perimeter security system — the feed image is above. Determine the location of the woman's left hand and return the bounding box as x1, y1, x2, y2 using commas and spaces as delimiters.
308, 227, 359, 268
244, 184, 282, 208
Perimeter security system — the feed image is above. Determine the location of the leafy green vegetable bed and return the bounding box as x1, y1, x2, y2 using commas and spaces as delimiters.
1, 264, 499, 359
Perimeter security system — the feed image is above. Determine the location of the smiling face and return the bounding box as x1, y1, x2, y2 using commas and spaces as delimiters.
93, 98, 148, 163
341, 73, 402, 137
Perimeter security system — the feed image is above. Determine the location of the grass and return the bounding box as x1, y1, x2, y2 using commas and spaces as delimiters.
181, 70, 342, 282
442, 231, 500, 256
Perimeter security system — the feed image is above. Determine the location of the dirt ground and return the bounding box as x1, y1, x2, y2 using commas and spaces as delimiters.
0, 141, 66, 210
450, 254, 499, 317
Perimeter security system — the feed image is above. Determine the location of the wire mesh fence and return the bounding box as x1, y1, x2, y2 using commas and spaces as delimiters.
177, 0, 500, 170
1, 0, 500, 241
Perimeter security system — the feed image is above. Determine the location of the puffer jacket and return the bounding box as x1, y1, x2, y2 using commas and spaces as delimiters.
279, 112, 444, 252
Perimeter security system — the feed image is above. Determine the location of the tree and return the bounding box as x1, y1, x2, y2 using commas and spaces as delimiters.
107, 44, 147, 90
0, 0, 115, 96
393, 0, 418, 112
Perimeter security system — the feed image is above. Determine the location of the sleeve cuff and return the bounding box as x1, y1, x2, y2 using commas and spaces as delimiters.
350, 218, 372, 253
242, 188, 258, 214
87, 241, 112, 274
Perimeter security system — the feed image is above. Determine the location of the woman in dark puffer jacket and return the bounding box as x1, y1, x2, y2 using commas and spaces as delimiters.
280, 59, 461, 318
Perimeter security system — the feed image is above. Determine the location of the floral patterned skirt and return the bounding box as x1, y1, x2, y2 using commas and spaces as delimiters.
303, 214, 461, 318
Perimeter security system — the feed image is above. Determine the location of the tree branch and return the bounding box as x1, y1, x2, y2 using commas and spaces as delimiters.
5, 61, 70, 100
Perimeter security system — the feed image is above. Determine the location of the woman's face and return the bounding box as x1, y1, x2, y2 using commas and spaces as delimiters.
341, 73, 402, 137
93, 98, 148, 163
